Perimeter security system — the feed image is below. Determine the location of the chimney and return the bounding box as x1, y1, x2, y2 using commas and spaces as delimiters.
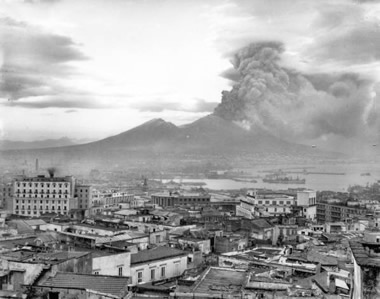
47, 167, 56, 178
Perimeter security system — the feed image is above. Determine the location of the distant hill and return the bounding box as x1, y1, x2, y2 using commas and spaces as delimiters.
0, 115, 343, 171
0, 137, 78, 151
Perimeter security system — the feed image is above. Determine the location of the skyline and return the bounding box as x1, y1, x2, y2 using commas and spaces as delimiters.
1, 0, 380, 154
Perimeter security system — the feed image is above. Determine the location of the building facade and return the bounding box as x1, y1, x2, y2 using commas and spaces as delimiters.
317, 203, 368, 223
237, 192, 295, 218
75, 184, 93, 210
129, 247, 188, 285
151, 192, 211, 208
296, 190, 317, 206
9, 175, 78, 217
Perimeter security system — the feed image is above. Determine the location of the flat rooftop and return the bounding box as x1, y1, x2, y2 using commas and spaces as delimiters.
191, 267, 247, 295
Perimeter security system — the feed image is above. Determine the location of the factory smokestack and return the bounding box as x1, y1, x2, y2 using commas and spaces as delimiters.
47, 167, 56, 178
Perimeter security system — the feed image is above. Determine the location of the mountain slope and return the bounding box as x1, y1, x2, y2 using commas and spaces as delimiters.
0, 115, 342, 170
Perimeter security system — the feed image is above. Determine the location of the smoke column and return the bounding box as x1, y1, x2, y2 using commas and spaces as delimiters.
214, 42, 380, 143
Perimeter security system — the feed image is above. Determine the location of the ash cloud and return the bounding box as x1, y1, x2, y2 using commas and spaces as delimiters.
214, 42, 380, 141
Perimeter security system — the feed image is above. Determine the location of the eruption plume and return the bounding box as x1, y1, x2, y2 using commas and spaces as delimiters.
214, 42, 380, 142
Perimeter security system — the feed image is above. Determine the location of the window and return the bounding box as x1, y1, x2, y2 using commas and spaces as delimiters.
161, 266, 165, 277
118, 267, 123, 276
151, 269, 155, 280
94, 271, 99, 275
137, 271, 143, 283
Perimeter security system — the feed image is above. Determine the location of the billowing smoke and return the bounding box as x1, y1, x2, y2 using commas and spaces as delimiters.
214, 42, 380, 142
47, 167, 56, 178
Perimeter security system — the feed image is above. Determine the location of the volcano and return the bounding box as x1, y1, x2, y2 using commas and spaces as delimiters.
0, 115, 342, 171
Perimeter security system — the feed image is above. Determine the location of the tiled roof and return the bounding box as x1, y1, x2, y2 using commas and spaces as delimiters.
24, 219, 46, 226
250, 219, 273, 230
8, 220, 34, 234
131, 246, 186, 265
38, 272, 129, 296
349, 240, 380, 267
296, 271, 329, 293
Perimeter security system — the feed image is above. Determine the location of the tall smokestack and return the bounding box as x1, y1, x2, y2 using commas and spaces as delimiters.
47, 167, 56, 178
35, 159, 39, 172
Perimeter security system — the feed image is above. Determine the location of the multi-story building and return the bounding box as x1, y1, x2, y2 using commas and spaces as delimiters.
74, 184, 93, 210
296, 190, 316, 206
151, 192, 211, 208
317, 203, 368, 223
296, 190, 317, 220
237, 191, 295, 218
1, 182, 13, 209
92, 190, 134, 208
8, 175, 79, 217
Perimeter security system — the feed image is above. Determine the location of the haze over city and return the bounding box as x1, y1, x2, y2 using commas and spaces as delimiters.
1, 0, 380, 156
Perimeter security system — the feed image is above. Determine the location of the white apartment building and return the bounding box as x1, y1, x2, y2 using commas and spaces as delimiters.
9, 175, 78, 217
92, 190, 134, 208
296, 190, 317, 220
237, 191, 295, 218
296, 190, 317, 206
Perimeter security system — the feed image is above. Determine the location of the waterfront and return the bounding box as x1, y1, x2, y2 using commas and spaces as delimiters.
166, 162, 380, 192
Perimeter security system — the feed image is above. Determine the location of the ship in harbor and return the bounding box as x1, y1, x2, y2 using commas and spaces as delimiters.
262, 172, 306, 184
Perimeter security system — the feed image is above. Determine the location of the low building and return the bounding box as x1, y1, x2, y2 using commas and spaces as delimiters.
129, 246, 188, 286
0, 250, 92, 292
238, 191, 295, 218
34, 272, 131, 299
92, 252, 131, 277
151, 192, 211, 208
176, 235, 211, 254
214, 234, 248, 254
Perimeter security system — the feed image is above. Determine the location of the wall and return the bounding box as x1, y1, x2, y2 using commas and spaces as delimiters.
130, 255, 187, 286
34, 287, 87, 299
218, 255, 250, 269
235, 205, 253, 219
40, 223, 69, 232
148, 230, 167, 245
297, 191, 316, 206
92, 252, 131, 277
177, 238, 211, 254
1, 260, 44, 288
55, 254, 93, 275
214, 236, 248, 254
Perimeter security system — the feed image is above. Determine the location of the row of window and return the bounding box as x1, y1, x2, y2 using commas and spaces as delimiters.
16, 194, 69, 199
16, 199, 67, 204
257, 200, 293, 205
137, 266, 166, 283
17, 189, 68, 194
15, 205, 67, 210
14, 210, 68, 215
16, 182, 69, 188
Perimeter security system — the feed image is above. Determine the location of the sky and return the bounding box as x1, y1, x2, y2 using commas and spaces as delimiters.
1, 0, 380, 151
